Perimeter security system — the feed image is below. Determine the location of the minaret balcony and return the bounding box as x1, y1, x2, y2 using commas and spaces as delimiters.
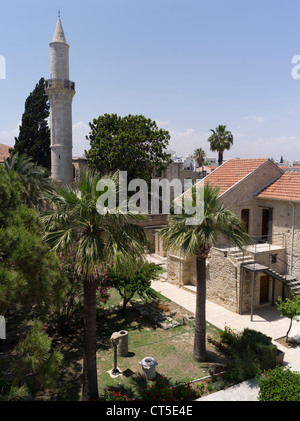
45, 79, 75, 91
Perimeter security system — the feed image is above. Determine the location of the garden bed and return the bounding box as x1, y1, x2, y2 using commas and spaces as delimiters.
33, 290, 235, 401
275, 336, 300, 349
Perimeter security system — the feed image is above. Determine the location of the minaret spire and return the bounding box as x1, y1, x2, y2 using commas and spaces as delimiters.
52, 15, 67, 44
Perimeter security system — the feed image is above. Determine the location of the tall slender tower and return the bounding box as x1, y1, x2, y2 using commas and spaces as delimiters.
45, 17, 75, 184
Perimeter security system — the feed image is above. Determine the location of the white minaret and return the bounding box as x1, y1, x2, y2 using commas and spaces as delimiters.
45, 17, 75, 184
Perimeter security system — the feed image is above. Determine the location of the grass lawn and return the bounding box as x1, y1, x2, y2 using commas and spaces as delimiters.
34, 288, 231, 401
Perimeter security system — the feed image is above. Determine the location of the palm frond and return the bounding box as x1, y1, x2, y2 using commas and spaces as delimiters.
43, 228, 76, 252
76, 232, 105, 276
43, 168, 149, 278
160, 183, 251, 257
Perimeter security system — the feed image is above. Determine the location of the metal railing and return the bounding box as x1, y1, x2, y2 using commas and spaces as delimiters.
218, 233, 286, 257
45, 79, 75, 91
252, 232, 285, 245
234, 233, 285, 272
268, 252, 300, 281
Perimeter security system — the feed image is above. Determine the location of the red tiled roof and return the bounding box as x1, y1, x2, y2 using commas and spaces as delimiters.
257, 172, 300, 201
0, 144, 12, 163
202, 158, 271, 196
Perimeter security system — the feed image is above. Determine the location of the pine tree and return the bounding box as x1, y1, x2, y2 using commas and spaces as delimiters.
14, 78, 51, 169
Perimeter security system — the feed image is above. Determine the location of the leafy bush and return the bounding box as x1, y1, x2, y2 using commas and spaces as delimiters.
219, 325, 239, 348
196, 382, 205, 395
0, 384, 30, 401
141, 374, 200, 401
108, 260, 163, 315
256, 366, 300, 401
10, 320, 63, 392
100, 388, 133, 401
214, 326, 277, 381
232, 329, 277, 381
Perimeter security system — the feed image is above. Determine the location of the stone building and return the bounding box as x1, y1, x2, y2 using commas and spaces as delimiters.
72, 156, 87, 183
0, 144, 12, 165
159, 158, 300, 316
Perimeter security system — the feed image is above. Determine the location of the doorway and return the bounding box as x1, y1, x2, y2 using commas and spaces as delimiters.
261, 208, 273, 242
241, 209, 250, 233
260, 275, 269, 303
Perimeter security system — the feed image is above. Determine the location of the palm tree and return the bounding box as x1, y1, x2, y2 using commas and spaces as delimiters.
43, 170, 147, 400
4, 152, 52, 209
193, 148, 206, 172
208, 125, 233, 166
159, 183, 251, 362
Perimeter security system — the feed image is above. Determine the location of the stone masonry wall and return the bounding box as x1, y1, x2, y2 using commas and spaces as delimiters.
255, 198, 300, 279
207, 247, 288, 313
134, 214, 169, 253
219, 161, 282, 238
206, 248, 239, 312
166, 249, 196, 287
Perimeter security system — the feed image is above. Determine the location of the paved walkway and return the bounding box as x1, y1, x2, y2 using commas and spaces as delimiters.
150, 278, 300, 401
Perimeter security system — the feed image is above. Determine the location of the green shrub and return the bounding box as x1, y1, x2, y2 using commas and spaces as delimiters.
10, 320, 63, 392
219, 325, 239, 348
1, 384, 30, 401
196, 382, 205, 395
141, 375, 200, 401
256, 366, 300, 401
232, 329, 277, 380
217, 327, 277, 381
100, 389, 133, 401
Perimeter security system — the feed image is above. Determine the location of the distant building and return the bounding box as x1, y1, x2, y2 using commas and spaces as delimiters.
72, 156, 87, 183
0, 144, 12, 164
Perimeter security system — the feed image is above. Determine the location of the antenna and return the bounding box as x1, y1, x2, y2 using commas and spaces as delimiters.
58, 8, 61, 19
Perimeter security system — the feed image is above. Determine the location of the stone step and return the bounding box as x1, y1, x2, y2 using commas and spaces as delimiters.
265, 269, 300, 295
181, 285, 197, 294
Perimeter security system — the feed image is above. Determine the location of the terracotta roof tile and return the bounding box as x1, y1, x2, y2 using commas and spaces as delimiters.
202, 158, 271, 196
257, 172, 300, 201
179, 158, 273, 202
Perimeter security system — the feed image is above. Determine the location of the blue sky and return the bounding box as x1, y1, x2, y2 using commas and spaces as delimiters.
1, 0, 300, 161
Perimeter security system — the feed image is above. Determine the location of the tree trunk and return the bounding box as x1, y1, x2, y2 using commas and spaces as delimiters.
218, 152, 223, 166
122, 296, 130, 317
82, 279, 99, 401
193, 256, 207, 362
286, 318, 293, 343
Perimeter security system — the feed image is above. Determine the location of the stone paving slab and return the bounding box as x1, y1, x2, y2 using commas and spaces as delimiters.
196, 378, 259, 401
